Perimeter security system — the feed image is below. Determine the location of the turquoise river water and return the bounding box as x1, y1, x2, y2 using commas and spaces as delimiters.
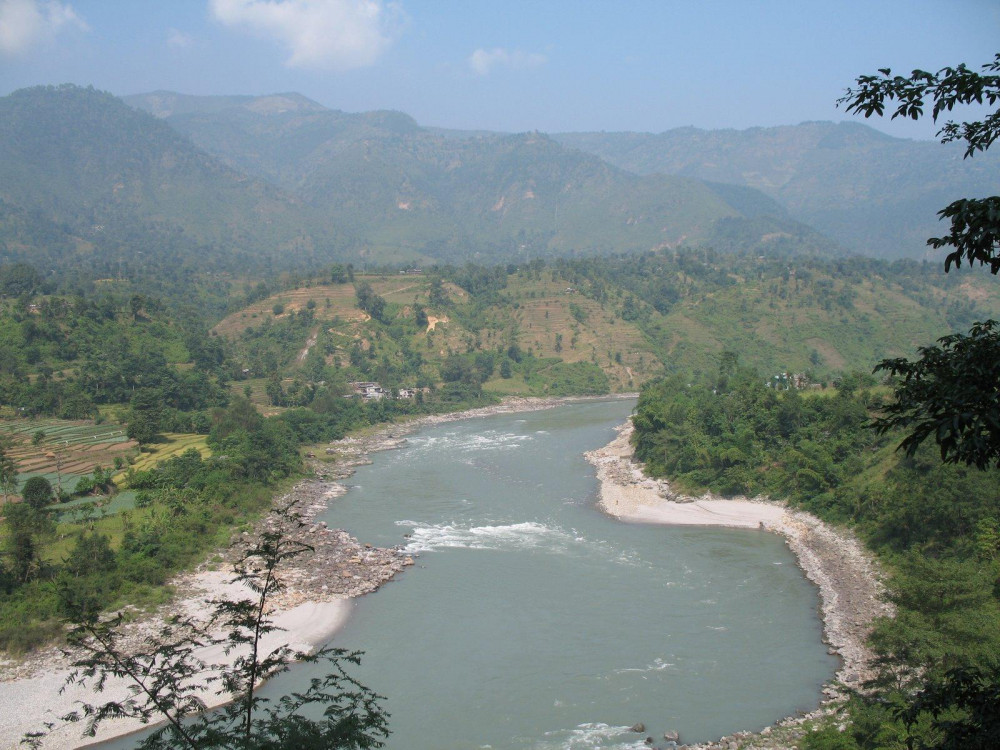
104, 398, 837, 749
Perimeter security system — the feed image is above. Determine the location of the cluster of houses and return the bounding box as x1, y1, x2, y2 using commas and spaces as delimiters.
766, 372, 818, 390
347, 382, 421, 401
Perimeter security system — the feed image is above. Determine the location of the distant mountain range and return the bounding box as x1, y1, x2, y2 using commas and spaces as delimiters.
2, 85, 993, 277
125, 89, 832, 264
554, 123, 1000, 260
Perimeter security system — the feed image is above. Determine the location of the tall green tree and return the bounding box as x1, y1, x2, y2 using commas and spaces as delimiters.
840, 54, 1000, 468
0, 443, 17, 503
20, 476, 53, 510
837, 53, 1000, 749
354, 282, 386, 323
2, 502, 53, 583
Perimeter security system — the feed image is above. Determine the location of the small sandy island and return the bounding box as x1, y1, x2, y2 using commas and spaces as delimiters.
586, 420, 893, 750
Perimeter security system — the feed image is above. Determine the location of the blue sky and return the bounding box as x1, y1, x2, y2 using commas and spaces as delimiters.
0, 0, 997, 139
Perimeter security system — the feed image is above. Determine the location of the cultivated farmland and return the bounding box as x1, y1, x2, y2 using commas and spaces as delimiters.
0, 418, 137, 494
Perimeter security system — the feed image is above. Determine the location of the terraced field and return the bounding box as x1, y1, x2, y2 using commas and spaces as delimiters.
0, 419, 211, 505
0, 418, 137, 493
120, 433, 210, 475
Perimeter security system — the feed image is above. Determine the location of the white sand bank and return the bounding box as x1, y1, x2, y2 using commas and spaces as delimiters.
0, 572, 352, 750
586, 420, 892, 742
627, 497, 787, 527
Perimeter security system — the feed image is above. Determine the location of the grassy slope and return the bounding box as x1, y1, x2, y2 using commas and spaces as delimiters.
212, 263, 1000, 396
647, 266, 1000, 378
213, 273, 665, 393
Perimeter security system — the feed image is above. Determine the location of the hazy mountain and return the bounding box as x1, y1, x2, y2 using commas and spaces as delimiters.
553, 122, 1000, 260
0, 85, 350, 273
127, 91, 838, 262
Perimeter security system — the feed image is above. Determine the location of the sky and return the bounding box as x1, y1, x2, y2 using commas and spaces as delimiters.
0, 0, 997, 139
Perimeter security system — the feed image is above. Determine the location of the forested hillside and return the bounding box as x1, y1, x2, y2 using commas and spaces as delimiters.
0, 86, 349, 276
555, 122, 1000, 260
205, 252, 1000, 408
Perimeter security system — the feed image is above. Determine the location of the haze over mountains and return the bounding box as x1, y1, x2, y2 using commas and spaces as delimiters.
126, 89, 836, 264
554, 124, 1000, 259
0, 85, 346, 275
1, 84, 996, 277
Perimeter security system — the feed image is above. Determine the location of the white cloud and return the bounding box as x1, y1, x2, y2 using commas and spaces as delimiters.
0, 0, 88, 57
166, 28, 195, 49
209, 0, 398, 71
468, 47, 547, 76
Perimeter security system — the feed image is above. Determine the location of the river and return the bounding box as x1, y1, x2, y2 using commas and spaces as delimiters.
252, 398, 837, 749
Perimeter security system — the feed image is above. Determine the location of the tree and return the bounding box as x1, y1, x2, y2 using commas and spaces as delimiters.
64, 532, 116, 578
2, 501, 53, 583
428, 277, 448, 308
897, 661, 1000, 750
127, 408, 160, 446
871, 320, 1000, 469
839, 54, 999, 274
27, 503, 389, 749
354, 282, 386, 323
21, 476, 53, 510
0, 443, 17, 503
439, 354, 473, 384
840, 54, 1000, 468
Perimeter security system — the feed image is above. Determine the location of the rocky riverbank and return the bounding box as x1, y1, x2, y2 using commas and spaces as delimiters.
586, 420, 893, 750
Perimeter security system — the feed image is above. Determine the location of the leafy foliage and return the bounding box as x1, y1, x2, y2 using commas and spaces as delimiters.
21, 476, 53, 509
839, 55, 1000, 157
897, 662, 1000, 750
26, 504, 389, 749
839, 53, 1000, 472
872, 320, 1000, 469
839, 54, 1000, 275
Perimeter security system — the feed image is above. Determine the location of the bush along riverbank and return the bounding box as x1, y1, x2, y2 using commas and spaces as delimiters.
629, 369, 1000, 750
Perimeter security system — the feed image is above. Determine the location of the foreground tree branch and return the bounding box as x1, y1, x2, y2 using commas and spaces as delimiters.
25, 502, 389, 750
